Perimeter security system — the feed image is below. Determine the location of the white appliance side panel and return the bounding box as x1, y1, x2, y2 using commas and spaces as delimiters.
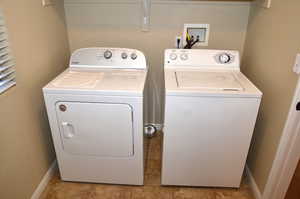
43, 94, 144, 185
55, 102, 133, 157
162, 96, 261, 187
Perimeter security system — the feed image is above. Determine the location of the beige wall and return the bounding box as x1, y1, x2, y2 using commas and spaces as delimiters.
0, 0, 70, 198
242, 0, 300, 193
64, 0, 251, 124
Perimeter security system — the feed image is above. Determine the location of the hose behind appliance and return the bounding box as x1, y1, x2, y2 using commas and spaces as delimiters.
144, 65, 163, 137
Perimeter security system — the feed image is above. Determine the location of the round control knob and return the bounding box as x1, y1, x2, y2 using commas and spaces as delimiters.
104, 50, 112, 59
219, 53, 231, 64
180, 53, 188, 61
169, 53, 177, 60
59, 104, 67, 112
131, 53, 138, 60
121, 52, 128, 59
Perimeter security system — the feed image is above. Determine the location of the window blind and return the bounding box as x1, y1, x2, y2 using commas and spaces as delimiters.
0, 10, 15, 94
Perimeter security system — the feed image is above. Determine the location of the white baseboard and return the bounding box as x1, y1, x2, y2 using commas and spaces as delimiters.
31, 160, 57, 199
245, 165, 262, 199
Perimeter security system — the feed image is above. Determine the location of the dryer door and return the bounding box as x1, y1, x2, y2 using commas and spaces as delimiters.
55, 102, 134, 157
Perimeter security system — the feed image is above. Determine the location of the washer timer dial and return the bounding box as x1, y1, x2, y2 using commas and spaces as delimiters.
218, 53, 231, 64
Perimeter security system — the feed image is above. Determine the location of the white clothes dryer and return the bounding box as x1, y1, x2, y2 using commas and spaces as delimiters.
43, 48, 148, 185
162, 49, 262, 188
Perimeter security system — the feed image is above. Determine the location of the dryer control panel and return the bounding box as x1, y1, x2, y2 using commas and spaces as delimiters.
165, 49, 240, 70
70, 48, 147, 69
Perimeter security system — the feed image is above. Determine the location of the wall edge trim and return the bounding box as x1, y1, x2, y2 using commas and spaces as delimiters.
30, 160, 57, 199
262, 77, 300, 199
245, 165, 262, 199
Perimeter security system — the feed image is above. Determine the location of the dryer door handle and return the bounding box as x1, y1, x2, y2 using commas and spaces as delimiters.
61, 122, 75, 139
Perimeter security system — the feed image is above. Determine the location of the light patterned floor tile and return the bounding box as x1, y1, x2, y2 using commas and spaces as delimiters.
40, 134, 254, 199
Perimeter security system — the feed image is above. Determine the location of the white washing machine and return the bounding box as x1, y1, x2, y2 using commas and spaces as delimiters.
162, 49, 262, 188
43, 48, 148, 185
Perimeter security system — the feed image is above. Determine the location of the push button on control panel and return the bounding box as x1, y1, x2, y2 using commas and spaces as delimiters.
180, 53, 188, 61
131, 53, 138, 60
104, 50, 112, 59
169, 53, 177, 60
121, 52, 128, 59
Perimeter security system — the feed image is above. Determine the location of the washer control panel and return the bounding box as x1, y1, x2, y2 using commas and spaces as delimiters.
70, 48, 147, 69
165, 49, 240, 70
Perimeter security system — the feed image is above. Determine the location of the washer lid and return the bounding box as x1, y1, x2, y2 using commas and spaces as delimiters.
175, 71, 244, 91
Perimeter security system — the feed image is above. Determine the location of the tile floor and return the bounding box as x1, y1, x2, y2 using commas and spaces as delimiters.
40, 133, 254, 199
